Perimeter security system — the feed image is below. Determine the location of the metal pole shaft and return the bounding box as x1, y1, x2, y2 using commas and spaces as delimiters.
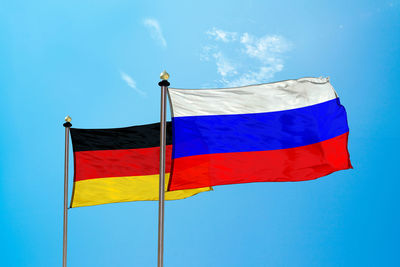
158, 78, 169, 267
63, 119, 71, 267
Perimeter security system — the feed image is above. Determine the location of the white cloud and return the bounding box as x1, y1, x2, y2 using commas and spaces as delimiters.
120, 71, 146, 96
213, 52, 237, 77
240, 33, 290, 61
206, 27, 237, 42
143, 18, 167, 48
223, 65, 283, 87
202, 28, 291, 87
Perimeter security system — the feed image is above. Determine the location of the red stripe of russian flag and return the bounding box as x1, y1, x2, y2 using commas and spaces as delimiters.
169, 133, 351, 190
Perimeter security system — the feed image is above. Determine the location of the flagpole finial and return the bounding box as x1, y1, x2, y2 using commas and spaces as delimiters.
159, 70, 170, 87
63, 115, 72, 127
160, 70, 169, 80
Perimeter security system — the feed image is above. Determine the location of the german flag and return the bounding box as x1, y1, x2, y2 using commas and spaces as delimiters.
70, 122, 211, 208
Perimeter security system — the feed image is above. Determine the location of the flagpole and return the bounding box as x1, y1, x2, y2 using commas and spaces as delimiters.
62, 116, 72, 267
158, 71, 170, 267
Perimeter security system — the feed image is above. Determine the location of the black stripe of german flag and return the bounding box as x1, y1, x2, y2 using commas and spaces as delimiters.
70, 122, 172, 151
69, 122, 211, 208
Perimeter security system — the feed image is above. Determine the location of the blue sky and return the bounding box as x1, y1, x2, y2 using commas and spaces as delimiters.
1, 0, 399, 266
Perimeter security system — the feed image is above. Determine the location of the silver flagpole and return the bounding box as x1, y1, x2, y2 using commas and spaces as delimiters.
62, 116, 72, 267
158, 71, 170, 267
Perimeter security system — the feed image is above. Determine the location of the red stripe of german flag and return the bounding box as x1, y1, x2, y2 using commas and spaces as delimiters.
74, 146, 172, 181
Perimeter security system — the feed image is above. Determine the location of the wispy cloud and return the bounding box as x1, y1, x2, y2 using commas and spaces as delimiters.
206, 27, 237, 42
120, 71, 146, 96
202, 27, 291, 87
143, 18, 167, 48
240, 33, 290, 61
213, 52, 237, 77
222, 65, 284, 87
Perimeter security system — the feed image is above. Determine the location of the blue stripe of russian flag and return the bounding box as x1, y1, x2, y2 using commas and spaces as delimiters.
172, 98, 349, 159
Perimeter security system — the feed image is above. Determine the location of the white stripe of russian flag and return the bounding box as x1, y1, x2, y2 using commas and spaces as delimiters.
168, 77, 337, 117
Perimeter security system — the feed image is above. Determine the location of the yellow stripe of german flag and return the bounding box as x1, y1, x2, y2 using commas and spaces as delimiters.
71, 174, 211, 208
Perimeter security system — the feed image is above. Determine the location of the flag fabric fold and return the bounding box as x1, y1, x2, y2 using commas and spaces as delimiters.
167, 77, 352, 191
70, 122, 211, 208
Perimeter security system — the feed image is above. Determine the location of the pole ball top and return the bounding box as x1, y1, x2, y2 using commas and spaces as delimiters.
65, 115, 72, 122
160, 70, 170, 80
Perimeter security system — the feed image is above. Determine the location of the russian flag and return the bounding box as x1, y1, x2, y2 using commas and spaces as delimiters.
167, 77, 352, 191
